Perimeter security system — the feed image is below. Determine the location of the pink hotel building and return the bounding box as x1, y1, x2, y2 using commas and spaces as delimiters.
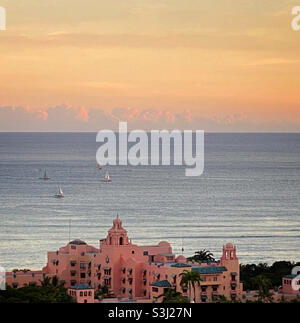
6, 216, 244, 302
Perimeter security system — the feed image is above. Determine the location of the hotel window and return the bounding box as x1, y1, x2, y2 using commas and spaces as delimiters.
70, 261, 76, 266
104, 278, 111, 287
84, 291, 87, 296
80, 263, 86, 269
81, 273, 86, 279
143, 251, 148, 256
212, 285, 218, 292
70, 280, 76, 286
80, 292, 83, 297
88, 291, 92, 296
213, 277, 217, 281
201, 286, 207, 292
71, 245, 76, 250
152, 287, 159, 292
104, 268, 111, 275
12, 282, 18, 289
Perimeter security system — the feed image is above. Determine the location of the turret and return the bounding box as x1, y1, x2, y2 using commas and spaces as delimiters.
105, 215, 130, 246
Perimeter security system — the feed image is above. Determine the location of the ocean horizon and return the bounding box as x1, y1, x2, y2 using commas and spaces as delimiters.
0, 132, 299, 270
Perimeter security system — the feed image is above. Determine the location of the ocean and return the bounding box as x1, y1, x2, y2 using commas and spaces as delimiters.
0, 132, 299, 270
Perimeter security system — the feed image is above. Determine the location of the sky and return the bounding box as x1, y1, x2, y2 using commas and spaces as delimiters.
0, 0, 299, 131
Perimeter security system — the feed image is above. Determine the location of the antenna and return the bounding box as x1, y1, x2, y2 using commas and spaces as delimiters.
68, 219, 71, 242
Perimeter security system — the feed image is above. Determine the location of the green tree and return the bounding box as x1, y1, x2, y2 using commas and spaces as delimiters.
95, 284, 112, 299
158, 288, 189, 303
0, 277, 74, 303
180, 270, 201, 303
252, 275, 273, 303
187, 250, 215, 263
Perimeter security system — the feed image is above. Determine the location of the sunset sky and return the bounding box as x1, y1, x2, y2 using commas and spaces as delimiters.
0, 0, 300, 131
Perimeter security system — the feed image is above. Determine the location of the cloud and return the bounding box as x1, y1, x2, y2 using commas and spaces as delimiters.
76, 107, 89, 122
0, 105, 300, 132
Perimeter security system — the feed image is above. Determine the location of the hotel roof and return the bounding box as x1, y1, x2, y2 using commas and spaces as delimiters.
151, 280, 172, 288
170, 263, 191, 268
283, 274, 297, 279
69, 239, 87, 245
192, 266, 227, 274
69, 283, 93, 290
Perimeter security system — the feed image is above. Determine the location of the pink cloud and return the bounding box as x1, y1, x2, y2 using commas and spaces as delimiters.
36, 109, 48, 120
184, 109, 192, 123
76, 106, 89, 122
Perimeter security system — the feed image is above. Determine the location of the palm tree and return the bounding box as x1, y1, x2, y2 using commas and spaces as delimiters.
158, 288, 189, 303
180, 270, 201, 303
252, 275, 273, 303
187, 250, 215, 263
40, 276, 51, 288
51, 275, 59, 287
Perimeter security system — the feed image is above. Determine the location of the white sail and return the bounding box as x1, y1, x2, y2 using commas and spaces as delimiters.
40, 169, 49, 180
105, 171, 110, 181
58, 186, 63, 195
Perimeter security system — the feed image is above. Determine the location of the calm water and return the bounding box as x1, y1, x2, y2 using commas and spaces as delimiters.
0, 133, 299, 270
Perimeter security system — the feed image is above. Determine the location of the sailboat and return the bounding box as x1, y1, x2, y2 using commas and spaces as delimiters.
55, 186, 64, 198
104, 171, 111, 182
39, 169, 49, 180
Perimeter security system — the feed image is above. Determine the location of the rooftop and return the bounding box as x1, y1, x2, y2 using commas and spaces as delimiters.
69, 239, 87, 245
151, 280, 172, 288
169, 263, 191, 268
192, 266, 227, 274
283, 274, 297, 279
69, 283, 92, 290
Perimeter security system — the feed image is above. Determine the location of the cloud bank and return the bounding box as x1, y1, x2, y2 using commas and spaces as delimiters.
0, 105, 299, 132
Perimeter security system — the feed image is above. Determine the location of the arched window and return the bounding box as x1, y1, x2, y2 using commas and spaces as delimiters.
120, 237, 123, 245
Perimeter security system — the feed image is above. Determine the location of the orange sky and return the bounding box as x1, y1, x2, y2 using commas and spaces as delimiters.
0, 0, 300, 131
